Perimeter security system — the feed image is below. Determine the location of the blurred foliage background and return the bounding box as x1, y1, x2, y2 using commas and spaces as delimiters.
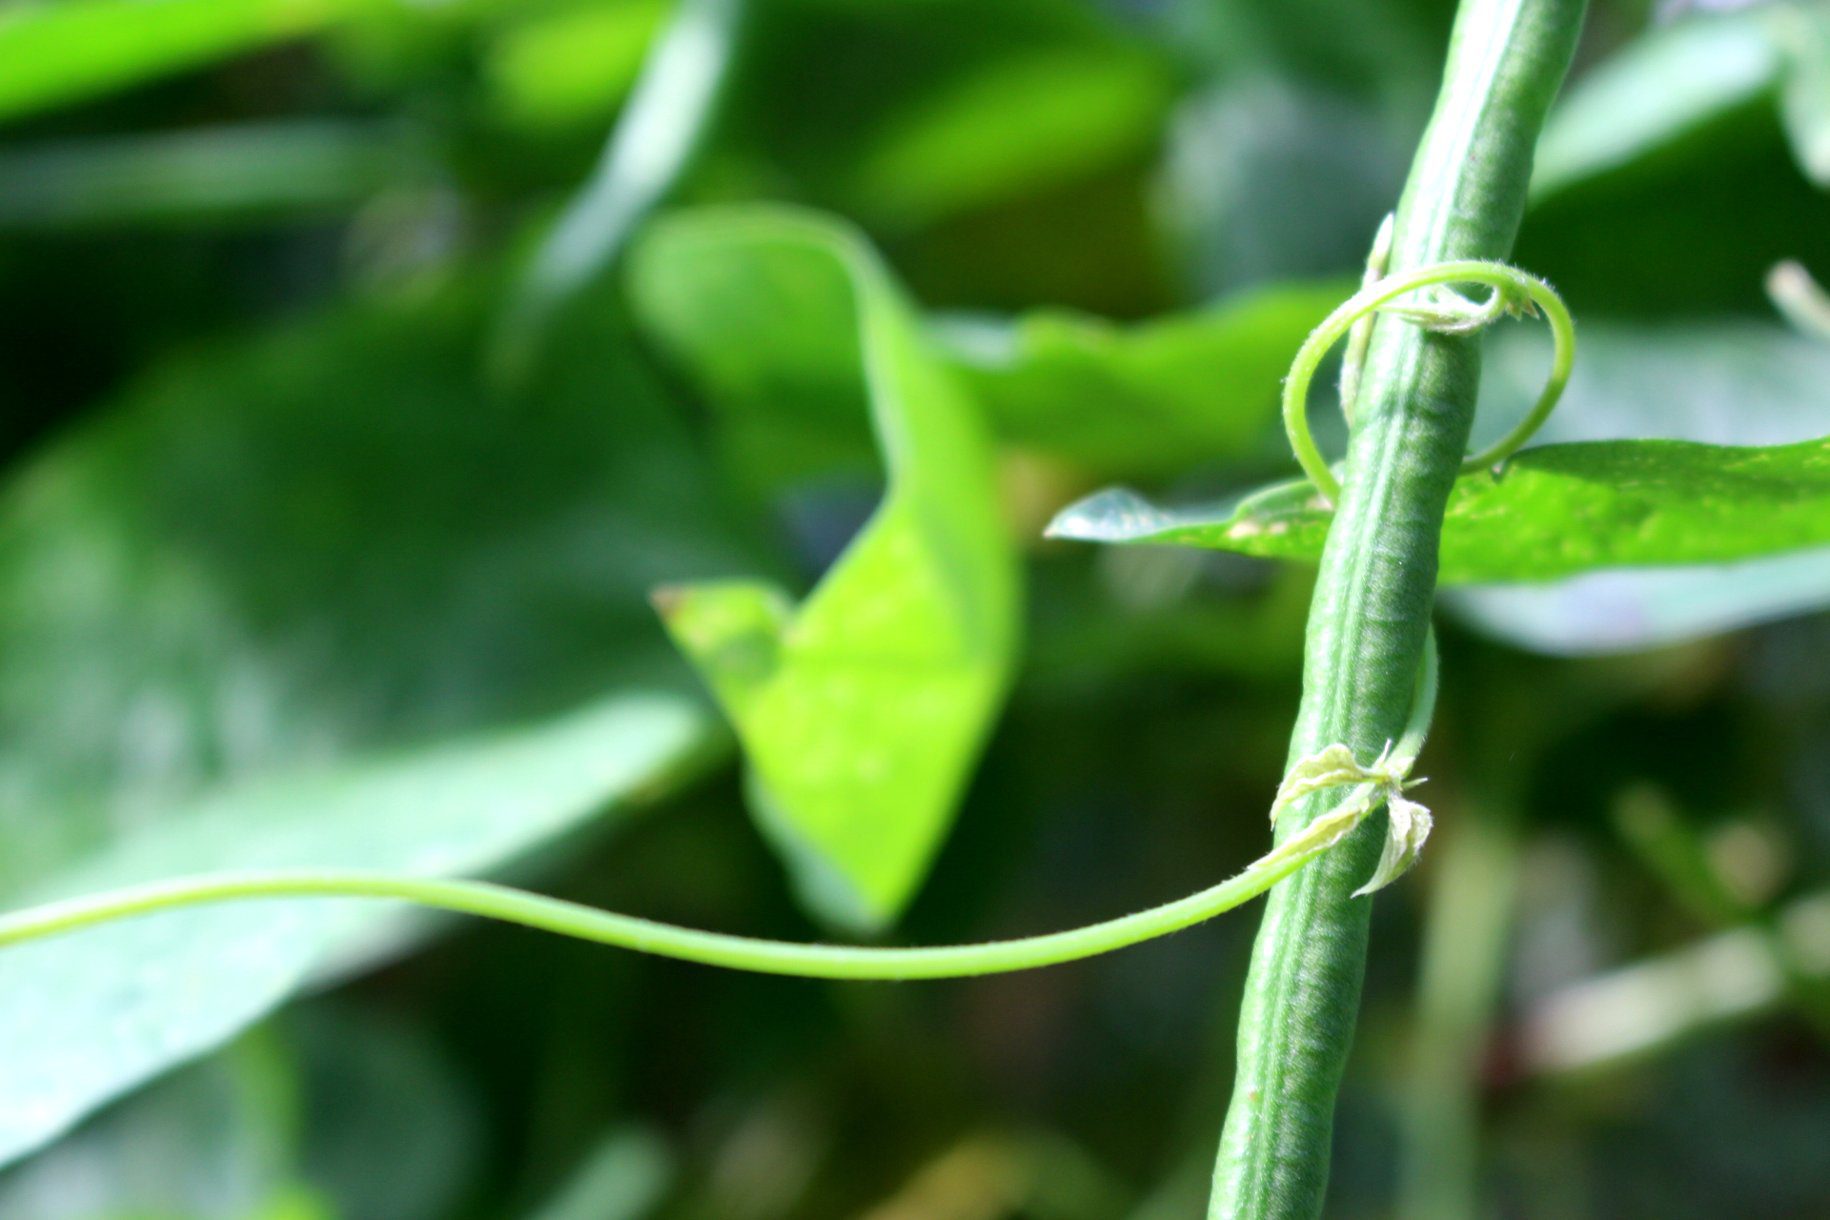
3, 0, 1830, 1216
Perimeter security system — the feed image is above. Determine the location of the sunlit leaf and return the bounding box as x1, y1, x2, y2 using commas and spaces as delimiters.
1051, 435, 1830, 584
483, 0, 669, 133
0, 0, 369, 124
641, 208, 1020, 930
633, 216, 1342, 480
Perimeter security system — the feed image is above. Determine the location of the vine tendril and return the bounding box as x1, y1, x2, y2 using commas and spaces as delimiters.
0, 641, 1438, 980
1284, 259, 1575, 503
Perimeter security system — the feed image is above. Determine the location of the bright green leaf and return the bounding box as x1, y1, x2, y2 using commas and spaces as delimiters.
1050, 435, 1830, 585
483, 0, 669, 133
0, 0, 371, 123
642, 208, 1020, 931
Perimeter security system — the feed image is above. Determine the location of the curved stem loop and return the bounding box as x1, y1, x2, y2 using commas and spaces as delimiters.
1284, 260, 1575, 503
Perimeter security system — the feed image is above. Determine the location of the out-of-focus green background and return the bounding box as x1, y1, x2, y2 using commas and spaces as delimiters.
4, 0, 1830, 1216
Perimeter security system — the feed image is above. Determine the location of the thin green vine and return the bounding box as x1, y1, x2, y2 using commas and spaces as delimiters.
0, 643, 1436, 980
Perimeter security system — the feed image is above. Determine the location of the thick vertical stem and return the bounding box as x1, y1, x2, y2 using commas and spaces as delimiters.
1208, 1, 1584, 1215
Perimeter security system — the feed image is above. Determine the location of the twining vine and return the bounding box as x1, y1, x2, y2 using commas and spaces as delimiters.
0, 260, 1569, 981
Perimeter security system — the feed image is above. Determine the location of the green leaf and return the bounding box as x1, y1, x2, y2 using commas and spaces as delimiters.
1530, 12, 1781, 200
0, 122, 414, 229
640, 207, 1020, 931
0, 285, 748, 1164
1050, 435, 1830, 585
1450, 320, 1830, 654
0, 0, 369, 124
504, 0, 747, 363
942, 280, 1346, 476
1775, 1, 1830, 186
0, 1033, 310, 1218
0, 692, 709, 1171
632, 209, 1342, 480
743, 0, 1173, 231
839, 43, 1173, 230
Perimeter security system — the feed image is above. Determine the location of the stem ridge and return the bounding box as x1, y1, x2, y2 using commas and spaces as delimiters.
1209, 0, 1585, 1214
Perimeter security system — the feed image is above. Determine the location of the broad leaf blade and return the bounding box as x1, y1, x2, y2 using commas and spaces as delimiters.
1050, 436, 1830, 585
639, 208, 1019, 930
0, 0, 365, 123
0, 284, 748, 1163
1531, 12, 1781, 200
941, 280, 1345, 475
0, 693, 710, 1169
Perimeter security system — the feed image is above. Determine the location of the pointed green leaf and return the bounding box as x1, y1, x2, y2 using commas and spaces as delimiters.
641, 208, 1020, 931
0, 0, 372, 124
1052, 434, 1830, 585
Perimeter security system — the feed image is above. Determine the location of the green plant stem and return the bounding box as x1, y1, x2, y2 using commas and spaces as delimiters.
1208, 0, 1583, 1215
0, 814, 1340, 982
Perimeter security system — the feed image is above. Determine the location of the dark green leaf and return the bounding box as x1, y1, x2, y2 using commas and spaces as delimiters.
742, 0, 1174, 231
0, 285, 749, 1163
1531, 12, 1780, 201
943, 280, 1345, 476
633, 207, 1343, 480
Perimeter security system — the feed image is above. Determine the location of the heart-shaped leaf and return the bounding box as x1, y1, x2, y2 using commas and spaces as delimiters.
637, 208, 1020, 931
